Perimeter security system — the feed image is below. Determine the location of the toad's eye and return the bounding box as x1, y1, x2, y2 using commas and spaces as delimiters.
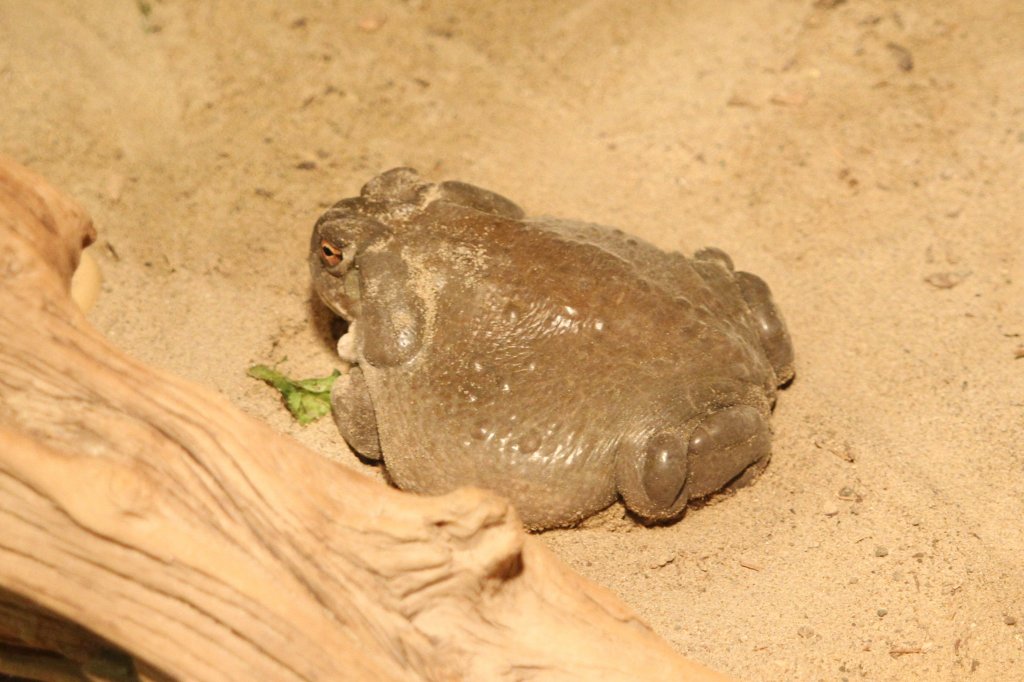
320, 240, 343, 267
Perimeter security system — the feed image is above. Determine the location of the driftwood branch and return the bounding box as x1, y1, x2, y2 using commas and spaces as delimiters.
0, 156, 727, 681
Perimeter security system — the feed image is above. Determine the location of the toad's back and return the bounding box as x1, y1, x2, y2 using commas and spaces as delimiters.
365, 200, 779, 526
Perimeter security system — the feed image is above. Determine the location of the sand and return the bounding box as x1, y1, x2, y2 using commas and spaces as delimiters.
2, 1, 1022, 679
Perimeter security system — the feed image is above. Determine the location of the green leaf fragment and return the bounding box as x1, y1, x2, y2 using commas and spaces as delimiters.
248, 364, 340, 425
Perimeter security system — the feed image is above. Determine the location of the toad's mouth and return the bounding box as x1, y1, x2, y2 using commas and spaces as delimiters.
327, 299, 355, 321
314, 289, 353, 323
315, 271, 360, 322
333, 270, 362, 322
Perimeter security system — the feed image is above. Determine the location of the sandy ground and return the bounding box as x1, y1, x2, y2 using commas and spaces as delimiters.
2, 1, 1023, 679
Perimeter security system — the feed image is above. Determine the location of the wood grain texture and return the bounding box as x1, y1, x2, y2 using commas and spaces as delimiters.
0, 155, 727, 681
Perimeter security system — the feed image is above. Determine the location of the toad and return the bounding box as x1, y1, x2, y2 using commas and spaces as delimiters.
310, 168, 794, 529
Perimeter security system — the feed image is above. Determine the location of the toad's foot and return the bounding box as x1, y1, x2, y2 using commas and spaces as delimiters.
617, 405, 771, 521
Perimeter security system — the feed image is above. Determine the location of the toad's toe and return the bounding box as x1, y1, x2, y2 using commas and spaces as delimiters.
617, 431, 690, 522
735, 271, 794, 385
686, 404, 771, 498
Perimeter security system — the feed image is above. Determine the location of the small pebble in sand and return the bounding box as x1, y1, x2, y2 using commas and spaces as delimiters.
798, 626, 815, 639
105, 173, 125, 202
874, 546, 889, 558
838, 486, 859, 501
357, 15, 386, 32
877, 608, 888, 617
924, 271, 968, 289
886, 42, 914, 72
649, 552, 676, 569
1004, 615, 1017, 626
823, 502, 840, 516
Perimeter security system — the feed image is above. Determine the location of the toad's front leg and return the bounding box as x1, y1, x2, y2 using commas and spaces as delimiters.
331, 365, 381, 460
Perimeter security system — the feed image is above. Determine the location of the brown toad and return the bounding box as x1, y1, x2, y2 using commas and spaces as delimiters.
310, 168, 794, 529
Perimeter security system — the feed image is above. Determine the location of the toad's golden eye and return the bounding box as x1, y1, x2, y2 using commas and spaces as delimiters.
320, 240, 342, 267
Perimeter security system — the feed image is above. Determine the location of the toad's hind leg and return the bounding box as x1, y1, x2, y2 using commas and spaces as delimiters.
331, 365, 382, 460
617, 405, 772, 522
